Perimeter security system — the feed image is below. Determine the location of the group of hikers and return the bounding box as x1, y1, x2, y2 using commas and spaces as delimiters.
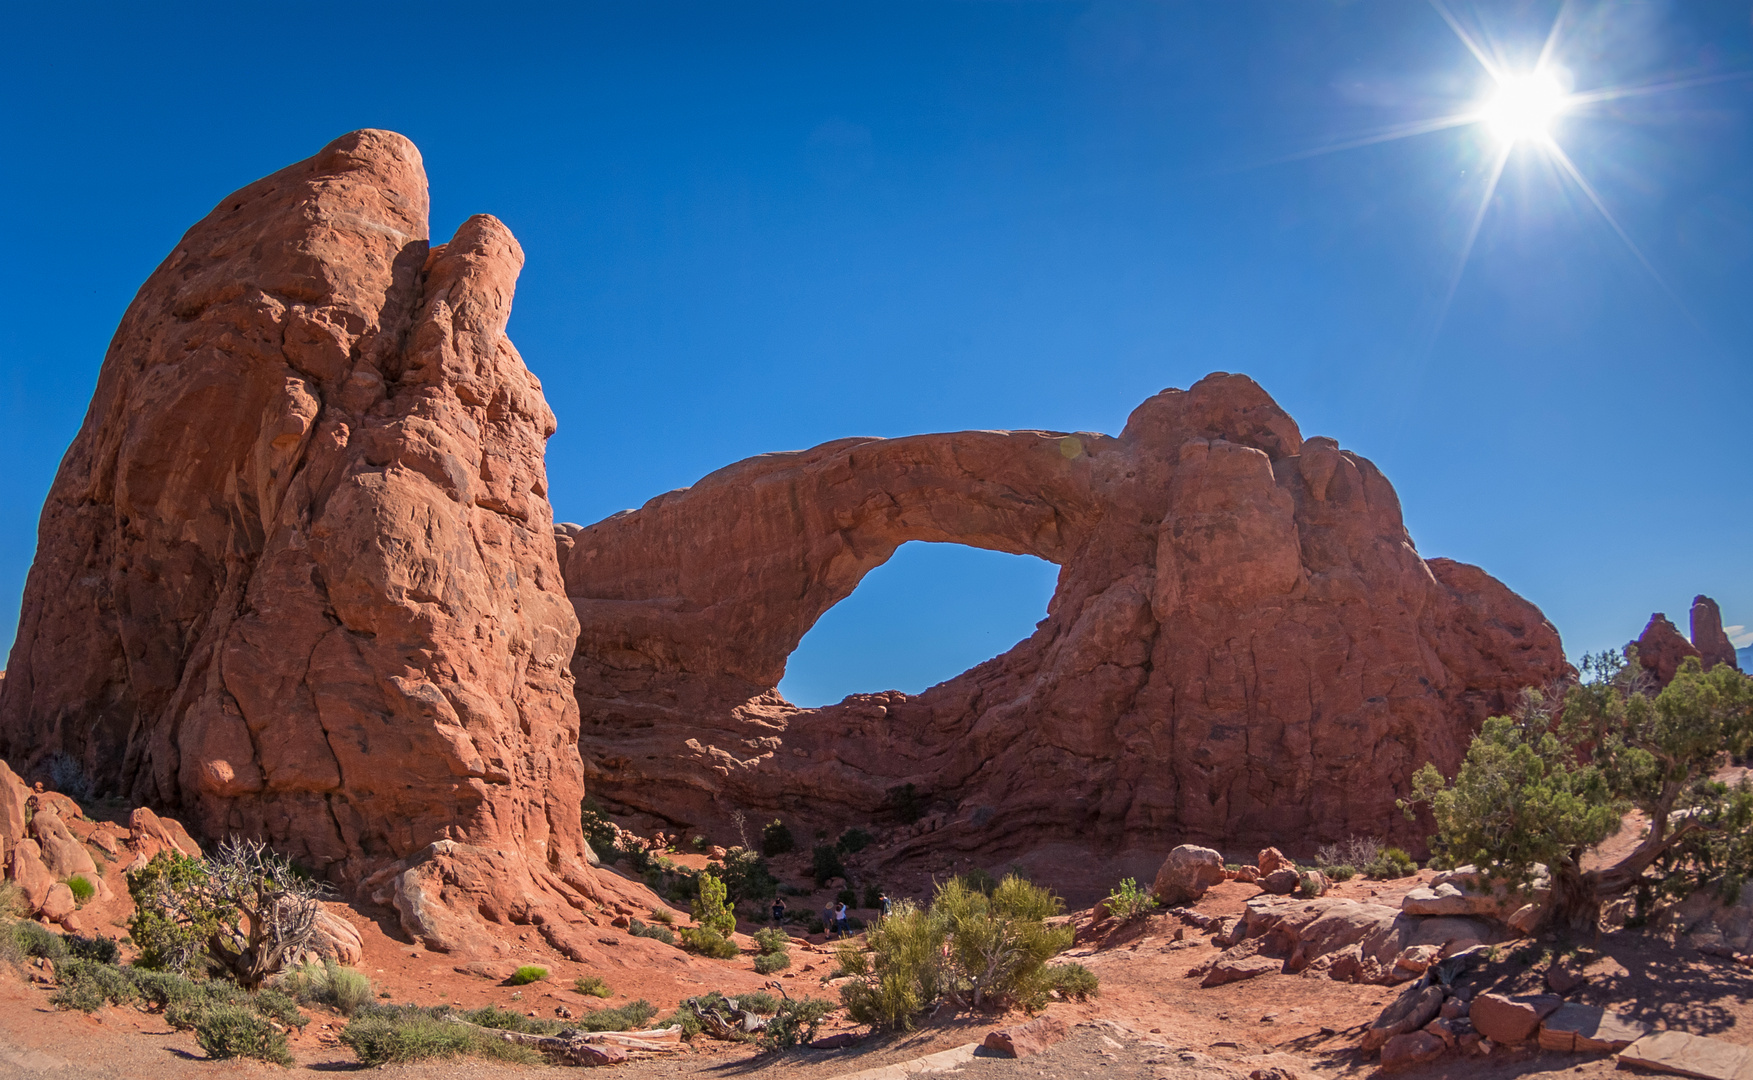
769, 891, 890, 938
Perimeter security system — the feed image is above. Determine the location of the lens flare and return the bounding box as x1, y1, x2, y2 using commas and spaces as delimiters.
1481, 71, 1568, 143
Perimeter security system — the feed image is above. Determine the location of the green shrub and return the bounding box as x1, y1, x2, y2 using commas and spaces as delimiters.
717, 847, 778, 903
836, 828, 874, 854
628, 918, 676, 945
341, 1009, 476, 1065
1327, 864, 1357, 882
195, 1003, 293, 1065
51, 958, 138, 1012
126, 851, 230, 975
282, 958, 373, 1015
10, 920, 68, 961
811, 845, 846, 886
839, 874, 1074, 1029
756, 996, 835, 1052
66, 875, 95, 904
252, 986, 308, 1028
508, 965, 547, 986
752, 927, 789, 953
679, 926, 740, 959
573, 999, 657, 1032
691, 872, 736, 936
1102, 878, 1157, 921
1297, 872, 1327, 898
1044, 962, 1099, 1000
1365, 847, 1417, 880
691, 835, 709, 852
648, 907, 675, 925
954, 867, 998, 895
459, 1003, 565, 1034
0, 881, 27, 920
734, 989, 780, 1014
761, 819, 796, 856
66, 934, 119, 964
836, 887, 857, 908
862, 883, 883, 908
754, 951, 791, 974
575, 975, 612, 998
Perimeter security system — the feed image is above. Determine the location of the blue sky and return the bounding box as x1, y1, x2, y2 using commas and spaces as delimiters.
1, 1, 1748, 706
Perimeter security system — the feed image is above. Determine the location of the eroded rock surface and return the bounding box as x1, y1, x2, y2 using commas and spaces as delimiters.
0, 130, 634, 946
561, 374, 1569, 861
1630, 595, 1738, 686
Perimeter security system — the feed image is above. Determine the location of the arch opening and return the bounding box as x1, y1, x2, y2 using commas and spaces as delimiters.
777, 541, 1060, 707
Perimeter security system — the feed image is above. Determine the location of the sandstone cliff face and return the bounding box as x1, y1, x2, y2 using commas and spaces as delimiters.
562, 375, 1570, 860
0, 131, 628, 949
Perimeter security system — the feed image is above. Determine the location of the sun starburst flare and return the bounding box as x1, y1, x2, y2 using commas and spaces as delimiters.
1271, 0, 1751, 345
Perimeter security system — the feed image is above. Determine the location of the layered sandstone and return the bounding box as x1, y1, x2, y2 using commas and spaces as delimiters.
562, 375, 1570, 861
0, 131, 635, 949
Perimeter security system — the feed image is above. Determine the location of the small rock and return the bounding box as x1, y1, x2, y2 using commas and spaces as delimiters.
1362, 985, 1446, 1052
1200, 955, 1279, 988
1423, 1017, 1457, 1049
39, 883, 75, 921
1439, 998, 1469, 1021
1381, 1031, 1445, 1071
982, 1014, 1070, 1058
1152, 845, 1226, 905
1470, 992, 1562, 1044
555, 1006, 574, 1019
1257, 847, 1292, 875
1260, 869, 1299, 896
1393, 944, 1442, 974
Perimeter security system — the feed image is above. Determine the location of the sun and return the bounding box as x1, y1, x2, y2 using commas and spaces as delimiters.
1480, 71, 1569, 144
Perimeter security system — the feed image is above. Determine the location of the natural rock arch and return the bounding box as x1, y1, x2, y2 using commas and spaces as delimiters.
560, 375, 1569, 867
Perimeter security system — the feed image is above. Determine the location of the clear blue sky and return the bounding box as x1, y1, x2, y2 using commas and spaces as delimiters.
1, 2, 1748, 707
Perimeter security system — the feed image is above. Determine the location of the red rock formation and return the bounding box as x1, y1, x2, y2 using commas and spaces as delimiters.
1692, 596, 1740, 672
1630, 596, 1740, 687
561, 374, 1570, 862
0, 131, 636, 949
1632, 614, 1699, 686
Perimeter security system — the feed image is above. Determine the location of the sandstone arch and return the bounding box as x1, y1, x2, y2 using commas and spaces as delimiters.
561, 375, 1569, 868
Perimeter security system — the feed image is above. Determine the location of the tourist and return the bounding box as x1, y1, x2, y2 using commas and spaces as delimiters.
771, 896, 787, 924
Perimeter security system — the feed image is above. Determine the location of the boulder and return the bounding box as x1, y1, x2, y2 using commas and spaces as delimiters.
28, 810, 97, 880
1153, 845, 1226, 905
1257, 847, 1292, 874
981, 1014, 1069, 1058
1362, 985, 1446, 1052
310, 908, 364, 965
1633, 613, 1702, 687
1380, 1031, 1445, 1071
1261, 869, 1299, 895
9, 839, 54, 910
39, 882, 75, 921
1470, 993, 1562, 1044
1537, 1003, 1651, 1053
1241, 896, 1502, 977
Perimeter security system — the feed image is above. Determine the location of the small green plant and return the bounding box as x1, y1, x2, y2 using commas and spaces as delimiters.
1365, 847, 1417, 880
836, 827, 875, 854
692, 872, 736, 936
811, 844, 846, 886
753, 927, 790, 954
1044, 962, 1099, 1000
195, 1003, 294, 1065
755, 951, 791, 974
1102, 878, 1158, 921
341, 1007, 478, 1065
508, 965, 548, 985
716, 847, 779, 903
679, 926, 740, 959
1327, 864, 1357, 882
574, 975, 612, 998
762, 819, 796, 856
648, 906, 675, 925
628, 918, 676, 946
691, 835, 709, 852
283, 958, 373, 1015
9, 920, 69, 961
1298, 871, 1327, 898
574, 999, 657, 1032
66, 875, 96, 904
756, 996, 835, 1052
67, 934, 120, 964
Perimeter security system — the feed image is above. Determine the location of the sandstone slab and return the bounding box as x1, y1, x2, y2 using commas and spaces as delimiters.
1201, 954, 1280, 987
1538, 1003, 1651, 1053
1362, 985, 1445, 1052
1619, 1030, 1753, 1080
